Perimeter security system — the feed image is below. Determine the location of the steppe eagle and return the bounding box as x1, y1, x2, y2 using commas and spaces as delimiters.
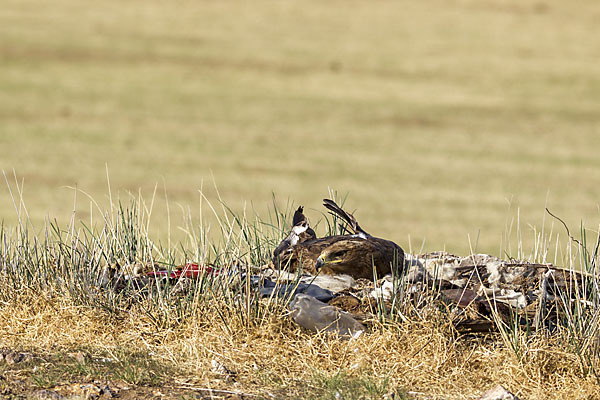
272, 200, 404, 280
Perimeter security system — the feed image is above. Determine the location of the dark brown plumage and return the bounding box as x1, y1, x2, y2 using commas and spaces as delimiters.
322, 199, 368, 236
273, 200, 404, 280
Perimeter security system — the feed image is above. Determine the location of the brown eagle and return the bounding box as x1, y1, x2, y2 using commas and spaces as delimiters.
272, 200, 404, 280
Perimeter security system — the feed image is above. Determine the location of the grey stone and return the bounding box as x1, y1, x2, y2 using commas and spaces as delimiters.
478, 384, 520, 400
291, 293, 365, 337
31, 390, 65, 400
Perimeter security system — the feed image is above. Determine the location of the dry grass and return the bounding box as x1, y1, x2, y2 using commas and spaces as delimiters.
2, 0, 600, 396
1, 192, 600, 399
1, 294, 599, 399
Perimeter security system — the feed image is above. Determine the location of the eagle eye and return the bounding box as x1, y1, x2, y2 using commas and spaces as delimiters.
331, 250, 347, 259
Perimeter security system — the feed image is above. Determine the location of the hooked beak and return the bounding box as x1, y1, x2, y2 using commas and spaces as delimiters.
315, 256, 325, 270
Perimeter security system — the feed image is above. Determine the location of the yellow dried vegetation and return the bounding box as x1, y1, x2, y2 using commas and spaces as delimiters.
1, 289, 599, 399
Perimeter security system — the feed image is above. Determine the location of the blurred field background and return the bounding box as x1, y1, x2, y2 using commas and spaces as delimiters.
1, 0, 599, 256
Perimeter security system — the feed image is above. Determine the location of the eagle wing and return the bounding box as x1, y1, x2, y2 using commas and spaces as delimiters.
322, 199, 369, 237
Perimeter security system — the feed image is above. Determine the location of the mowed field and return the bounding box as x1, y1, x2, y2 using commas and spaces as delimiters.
1, 0, 599, 256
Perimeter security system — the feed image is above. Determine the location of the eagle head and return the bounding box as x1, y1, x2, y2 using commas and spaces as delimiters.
315, 242, 372, 279
313, 238, 403, 280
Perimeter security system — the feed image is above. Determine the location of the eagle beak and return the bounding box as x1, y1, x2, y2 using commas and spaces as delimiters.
315, 256, 325, 270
